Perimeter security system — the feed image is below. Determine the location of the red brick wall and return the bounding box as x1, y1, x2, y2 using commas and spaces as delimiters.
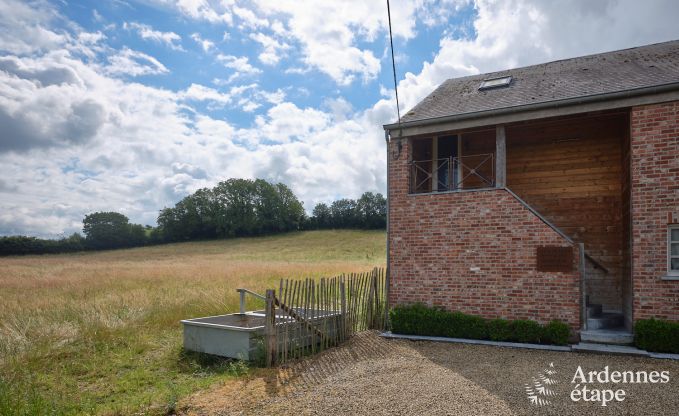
388, 138, 582, 330
630, 101, 679, 322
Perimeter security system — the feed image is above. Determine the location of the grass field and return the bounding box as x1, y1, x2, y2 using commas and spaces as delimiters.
0, 230, 385, 415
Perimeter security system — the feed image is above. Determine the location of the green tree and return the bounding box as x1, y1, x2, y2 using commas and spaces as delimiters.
356, 192, 386, 229
330, 198, 358, 228
274, 182, 305, 232
311, 203, 332, 229
157, 178, 306, 242
82, 212, 146, 249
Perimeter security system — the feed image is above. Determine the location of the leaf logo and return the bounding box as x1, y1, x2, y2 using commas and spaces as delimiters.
525, 362, 558, 406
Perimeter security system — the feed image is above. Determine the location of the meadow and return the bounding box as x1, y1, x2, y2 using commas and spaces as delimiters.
0, 230, 386, 415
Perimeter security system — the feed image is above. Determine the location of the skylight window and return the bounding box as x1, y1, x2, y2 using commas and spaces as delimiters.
479, 76, 512, 90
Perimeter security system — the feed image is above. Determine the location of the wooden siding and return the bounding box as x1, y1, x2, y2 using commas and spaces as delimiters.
506, 113, 627, 311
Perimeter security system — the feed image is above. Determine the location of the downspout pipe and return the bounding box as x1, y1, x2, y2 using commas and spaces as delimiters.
384, 129, 391, 328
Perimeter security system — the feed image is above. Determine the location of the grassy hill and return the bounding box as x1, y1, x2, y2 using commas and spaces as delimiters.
0, 230, 385, 415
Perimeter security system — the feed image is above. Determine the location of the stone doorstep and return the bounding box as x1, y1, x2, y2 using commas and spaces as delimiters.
572, 342, 649, 357
580, 329, 635, 345
379, 332, 679, 360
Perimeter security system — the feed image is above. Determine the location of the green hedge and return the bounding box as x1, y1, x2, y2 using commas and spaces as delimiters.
389, 303, 571, 346
635, 318, 679, 354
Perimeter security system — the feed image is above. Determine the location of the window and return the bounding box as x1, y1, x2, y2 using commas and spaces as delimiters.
670, 225, 679, 276
478, 76, 512, 90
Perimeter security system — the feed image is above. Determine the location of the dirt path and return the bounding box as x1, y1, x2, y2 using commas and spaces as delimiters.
181, 332, 679, 415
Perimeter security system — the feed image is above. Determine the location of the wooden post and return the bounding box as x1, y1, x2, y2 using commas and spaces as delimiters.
340, 279, 347, 341
432, 136, 438, 191
495, 125, 506, 188
367, 270, 375, 329
264, 289, 276, 367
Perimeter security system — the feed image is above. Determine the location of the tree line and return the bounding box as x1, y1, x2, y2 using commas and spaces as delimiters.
0, 178, 386, 255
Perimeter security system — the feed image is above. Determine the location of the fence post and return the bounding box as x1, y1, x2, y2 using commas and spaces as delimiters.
265, 289, 277, 367
374, 268, 381, 329
340, 279, 347, 341
367, 271, 374, 329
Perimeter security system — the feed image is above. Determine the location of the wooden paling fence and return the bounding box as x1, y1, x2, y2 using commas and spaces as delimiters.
263, 267, 386, 367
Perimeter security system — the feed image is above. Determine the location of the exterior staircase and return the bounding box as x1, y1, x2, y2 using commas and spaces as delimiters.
577, 301, 634, 349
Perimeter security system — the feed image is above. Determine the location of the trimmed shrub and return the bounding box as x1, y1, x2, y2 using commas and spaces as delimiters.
635, 318, 679, 354
508, 320, 543, 343
390, 303, 448, 337
542, 320, 571, 345
449, 311, 488, 339
389, 303, 571, 346
487, 318, 512, 341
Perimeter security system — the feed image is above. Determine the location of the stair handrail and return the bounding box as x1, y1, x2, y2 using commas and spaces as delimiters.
579, 243, 588, 331
584, 254, 610, 274
236, 288, 265, 314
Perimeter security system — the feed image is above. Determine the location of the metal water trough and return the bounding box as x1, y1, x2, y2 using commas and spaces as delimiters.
181, 289, 341, 360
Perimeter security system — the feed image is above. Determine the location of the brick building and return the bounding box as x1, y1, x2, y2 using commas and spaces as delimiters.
383, 41, 679, 344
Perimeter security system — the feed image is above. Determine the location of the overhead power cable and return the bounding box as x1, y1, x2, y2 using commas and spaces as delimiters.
386, 0, 402, 132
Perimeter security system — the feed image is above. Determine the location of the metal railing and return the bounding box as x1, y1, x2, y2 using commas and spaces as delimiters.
409, 153, 495, 194
236, 288, 265, 314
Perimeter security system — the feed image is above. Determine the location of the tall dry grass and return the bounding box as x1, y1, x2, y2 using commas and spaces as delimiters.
0, 230, 385, 415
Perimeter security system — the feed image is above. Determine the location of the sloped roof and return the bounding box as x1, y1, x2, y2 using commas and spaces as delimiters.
396, 40, 679, 126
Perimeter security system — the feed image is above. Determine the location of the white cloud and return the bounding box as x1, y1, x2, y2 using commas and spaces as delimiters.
217, 54, 260, 74
247, 1, 385, 85
173, 0, 233, 24
233, 5, 268, 29
216, 54, 262, 83
190, 32, 215, 52
242, 0, 452, 85
145, 0, 469, 85
0, 54, 105, 152
249, 32, 290, 65
0, 0, 67, 54
124, 22, 184, 51
105, 47, 169, 77
258, 88, 286, 105
180, 83, 232, 105
248, 102, 330, 144
171, 162, 207, 179
179, 81, 286, 113
154, 0, 452, 85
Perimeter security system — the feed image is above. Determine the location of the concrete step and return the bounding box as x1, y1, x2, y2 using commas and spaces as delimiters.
572, 342, 648, 357
587, 312, 624, 330
586, 304, 603, 318
580, 329, 634, 345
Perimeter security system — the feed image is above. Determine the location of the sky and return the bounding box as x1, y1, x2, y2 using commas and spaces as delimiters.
1, 0, 679, 238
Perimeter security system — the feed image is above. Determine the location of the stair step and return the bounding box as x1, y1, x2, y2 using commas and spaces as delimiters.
586, 304, 603, 318
571, 342, 649, 357
580, 329, 634, 345
572, 342, 648, 356
587, 313, 623, 330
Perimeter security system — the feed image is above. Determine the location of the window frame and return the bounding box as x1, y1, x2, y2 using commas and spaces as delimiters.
669, 225, 679, 277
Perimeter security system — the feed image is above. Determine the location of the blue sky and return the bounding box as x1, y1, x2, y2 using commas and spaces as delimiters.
1, 0, 679, 237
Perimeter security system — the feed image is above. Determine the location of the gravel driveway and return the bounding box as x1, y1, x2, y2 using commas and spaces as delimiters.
182, 331, 679, 415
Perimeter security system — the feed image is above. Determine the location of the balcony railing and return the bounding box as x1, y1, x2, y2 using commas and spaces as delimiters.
410, 153, 495, 194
